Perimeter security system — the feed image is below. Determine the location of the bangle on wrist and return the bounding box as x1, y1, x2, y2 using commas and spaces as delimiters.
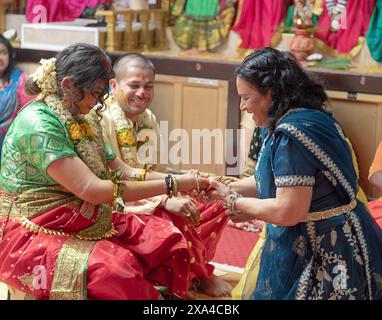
112, 182, 120, 209
142, 163, 152, 181
194, 173, 201, 194
111, 169, 123, 209
173, 176, 179, 197
165, 174, 175, 198
225, 192, 242, 216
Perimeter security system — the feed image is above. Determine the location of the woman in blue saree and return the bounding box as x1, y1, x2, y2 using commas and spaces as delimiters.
0, 35, 34, 159
209, 47, 382, 299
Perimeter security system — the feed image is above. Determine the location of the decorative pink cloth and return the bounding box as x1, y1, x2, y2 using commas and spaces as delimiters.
232, 0, 287, 50
26, 0, 110, 23
368, 199, 382, 229
314, 0, 376, 54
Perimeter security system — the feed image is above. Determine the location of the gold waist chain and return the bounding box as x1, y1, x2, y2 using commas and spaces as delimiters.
0, 193, 117, 241
301, 198, 357, 222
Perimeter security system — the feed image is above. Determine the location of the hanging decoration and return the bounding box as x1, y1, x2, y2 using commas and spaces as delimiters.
293, 0, 314, 28
325, 0, 348, 30
290, 0, 315, 62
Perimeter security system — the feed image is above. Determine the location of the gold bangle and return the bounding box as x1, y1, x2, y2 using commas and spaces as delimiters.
173, 176, 179, 197
111, 169, 123, 206
113, 182, 119, 199
194, 173, 201, 194
142, 163, 153, 181
112, 182, 121, 209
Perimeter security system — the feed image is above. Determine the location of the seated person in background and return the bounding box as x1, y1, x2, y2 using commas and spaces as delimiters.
100, 53, 232, 297
368, 140, 382, 228
0, 35, 35, 160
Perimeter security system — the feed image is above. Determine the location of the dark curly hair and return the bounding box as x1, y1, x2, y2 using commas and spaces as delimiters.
236, 47, 328, 133
26, 43, 115, 104
0, 35, 16, 83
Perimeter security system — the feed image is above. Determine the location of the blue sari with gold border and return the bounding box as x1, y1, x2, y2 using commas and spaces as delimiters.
253, 108, 382, 300
0, 68, 23, 160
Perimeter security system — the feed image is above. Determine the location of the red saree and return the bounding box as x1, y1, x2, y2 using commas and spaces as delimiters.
368, 200, 382, 229
0, 191, 226, 300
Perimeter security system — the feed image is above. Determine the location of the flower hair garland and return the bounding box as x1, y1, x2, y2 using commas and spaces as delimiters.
32, 58, 58, 96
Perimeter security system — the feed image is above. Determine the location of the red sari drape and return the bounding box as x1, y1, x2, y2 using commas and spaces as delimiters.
314, 0, 376, 56
368, 200, 382, 229
0, 198, 227, 300
232, 0, 287, 50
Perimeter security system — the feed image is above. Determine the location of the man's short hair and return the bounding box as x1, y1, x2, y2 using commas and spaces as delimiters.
113, 53, 155, 81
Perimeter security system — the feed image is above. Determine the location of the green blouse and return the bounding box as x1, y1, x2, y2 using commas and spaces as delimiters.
1, 103, 116, 194
184, 0, 218, 19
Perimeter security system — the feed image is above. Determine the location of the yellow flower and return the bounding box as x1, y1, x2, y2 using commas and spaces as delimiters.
117, 130, 136, 146
80, 122, 94, 138
68, 122, 83, 141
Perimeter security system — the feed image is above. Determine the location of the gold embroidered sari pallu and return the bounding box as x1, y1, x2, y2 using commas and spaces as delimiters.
0, 59, 205, 299
0, 186, 111, 299
0, 186, 116, 241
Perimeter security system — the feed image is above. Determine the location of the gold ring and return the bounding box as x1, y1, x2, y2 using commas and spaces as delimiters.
184, 212, 191, 217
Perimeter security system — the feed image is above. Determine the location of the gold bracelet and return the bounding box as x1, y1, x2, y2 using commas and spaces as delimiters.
113, 182, 119, 199
225, 192, 242, 216
173, 176, 179, 197
112, 182, 121, 209
194, 173, 201, 194
134, 163, 153, 181
142, 163, 152, 180
111, 169, 123, 209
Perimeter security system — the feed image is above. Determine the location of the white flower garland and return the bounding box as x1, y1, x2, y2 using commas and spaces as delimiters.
32, 58, 58, 96
31, 58, 109, 179
109, 99, 156, 168
45, 94, 109, 179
